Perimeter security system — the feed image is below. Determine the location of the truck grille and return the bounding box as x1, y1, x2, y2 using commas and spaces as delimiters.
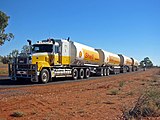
18, 64, 31, 69
17, 57, 30, 69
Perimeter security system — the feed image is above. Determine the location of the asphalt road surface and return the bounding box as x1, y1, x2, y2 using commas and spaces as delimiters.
0, 76, 108, 88
0, 70, 143, 89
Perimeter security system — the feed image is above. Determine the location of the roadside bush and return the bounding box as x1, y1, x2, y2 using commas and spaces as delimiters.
1, 56, 9, 64
121, 87, 160, 119
10, 111, 25, 117
119, 81, 125, 87
110, 89, 119, 95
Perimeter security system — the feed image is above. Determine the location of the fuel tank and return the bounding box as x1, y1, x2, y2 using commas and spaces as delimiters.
95, 49, 121, 66
131, 58, 139, 66
118, 54, 133, 66
70, 42, 100, 65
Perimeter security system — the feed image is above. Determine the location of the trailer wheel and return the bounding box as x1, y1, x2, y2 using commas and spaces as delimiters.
40, 69, 50, 83
72, 68, 78, 80
106, 68, 110, 76
79, 68, 84, 79
85, 68, 90, 79
127, 67, 131, 72
132, 67, 135, 72
100, 68, 104, 76
103, 68, 107, 76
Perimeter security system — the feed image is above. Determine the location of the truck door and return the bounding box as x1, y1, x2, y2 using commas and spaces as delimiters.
53, 44, 60, 65
61, 41, 70, 65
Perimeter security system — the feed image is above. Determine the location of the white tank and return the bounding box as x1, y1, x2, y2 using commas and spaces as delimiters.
70, 42, 100, 65
131, 58, 139, 66
118, 54, 132, 66
95, 49, 121, 66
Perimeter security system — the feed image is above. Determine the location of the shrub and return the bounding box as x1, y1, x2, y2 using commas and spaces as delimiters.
10, 111, 24, 117
122, 88, 160, 119
126, 91, 134, 96
119, 81, 125, 87
110, 89, 119, 95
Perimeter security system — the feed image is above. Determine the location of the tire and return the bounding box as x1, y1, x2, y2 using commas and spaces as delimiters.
106, 68, 110, 76
127, 67, 130, 72
103, 68, 107, 76
100, 68, 103, 76
123, 67, 127, 73
79, 68, 84, 79
72, 68, 78, 80
40, 69, 50, 83
85, 68, 90, 79
114, 69, 117, 74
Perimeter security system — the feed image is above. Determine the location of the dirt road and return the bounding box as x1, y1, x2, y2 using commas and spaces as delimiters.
0, 68, 160, 120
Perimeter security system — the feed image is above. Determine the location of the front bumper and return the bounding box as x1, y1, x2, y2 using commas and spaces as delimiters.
8, 63, 39, 82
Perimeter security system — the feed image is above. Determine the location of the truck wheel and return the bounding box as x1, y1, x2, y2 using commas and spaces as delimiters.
85, 68, 90, 79
72, 68, 78, 80
103, 68, 107, 76
40, 69, 50, 83
79, 68, 84, 79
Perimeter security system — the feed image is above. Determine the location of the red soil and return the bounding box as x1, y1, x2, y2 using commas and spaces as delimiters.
0, 68, 160, 120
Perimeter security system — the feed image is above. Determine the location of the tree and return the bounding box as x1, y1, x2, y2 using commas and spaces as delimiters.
140, 57, 153, 68
0, 55, 2, 62
21, 45, 30, 54
1, 50, 19, 64
0, 11, 14, 46
19, 45, 31, 57
9, 49, 19, 58
1, 56, 9, 64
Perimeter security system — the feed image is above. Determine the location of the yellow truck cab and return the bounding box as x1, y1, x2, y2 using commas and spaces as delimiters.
9, 38, 74, 83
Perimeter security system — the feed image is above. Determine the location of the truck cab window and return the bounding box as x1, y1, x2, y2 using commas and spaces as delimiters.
32, 44, 53, 53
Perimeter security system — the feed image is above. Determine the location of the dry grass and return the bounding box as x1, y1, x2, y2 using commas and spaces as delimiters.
109, 89, 119, 95
126, 91, 134, 96
0, 64, 8, 75
119, 81, 125, 87
10, 111, 25, 117
122, 85, 160, 119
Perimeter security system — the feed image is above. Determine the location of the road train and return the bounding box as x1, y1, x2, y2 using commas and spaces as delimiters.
9, 38, 139, 83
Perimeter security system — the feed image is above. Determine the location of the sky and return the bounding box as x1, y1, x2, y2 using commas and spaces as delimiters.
0, 0, 160, 65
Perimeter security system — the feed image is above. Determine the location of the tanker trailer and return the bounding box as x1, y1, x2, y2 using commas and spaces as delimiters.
95, 49, 121, 75
69, 41, 100, 79
118, 54, 133, 73
131, 58, 139, 71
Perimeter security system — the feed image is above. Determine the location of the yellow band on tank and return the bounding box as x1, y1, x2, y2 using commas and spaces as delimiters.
82, 48, 99, 62
108, 56, 120, 65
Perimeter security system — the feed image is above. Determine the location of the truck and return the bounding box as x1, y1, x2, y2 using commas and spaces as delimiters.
8, 38, 139, 83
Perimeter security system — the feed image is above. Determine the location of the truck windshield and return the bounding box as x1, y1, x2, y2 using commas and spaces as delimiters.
32, 44, 53, 53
